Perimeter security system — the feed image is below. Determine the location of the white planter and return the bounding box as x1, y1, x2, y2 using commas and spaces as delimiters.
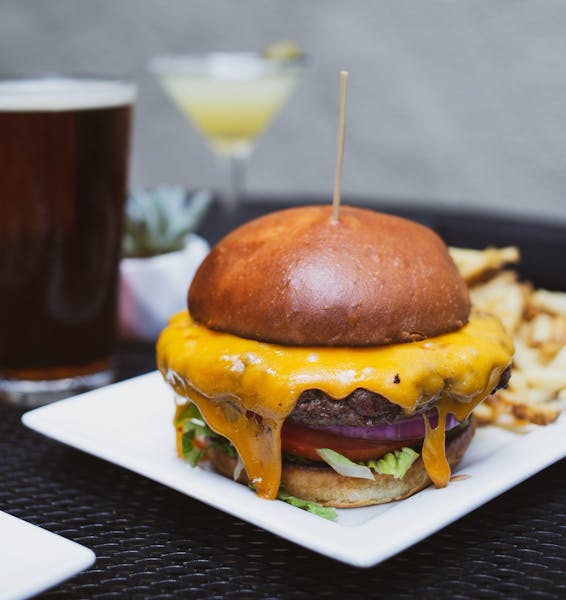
119, 234, 210, 342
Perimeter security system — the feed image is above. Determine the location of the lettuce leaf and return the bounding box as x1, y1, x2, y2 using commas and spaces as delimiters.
277, 491, 337, 521
178, 402, 236, 466
181, 430, 205, 467
366, 447, 419, 479
315, 446, 419, 481
316, 448, 374, 480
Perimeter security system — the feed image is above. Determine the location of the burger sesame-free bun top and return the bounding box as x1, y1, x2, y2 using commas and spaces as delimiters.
189, 205, 471, 346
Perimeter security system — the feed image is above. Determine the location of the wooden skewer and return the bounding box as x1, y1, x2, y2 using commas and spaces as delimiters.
332, 70, 349, 222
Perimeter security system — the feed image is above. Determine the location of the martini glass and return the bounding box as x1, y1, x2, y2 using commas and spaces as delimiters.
149, 51, 307, 207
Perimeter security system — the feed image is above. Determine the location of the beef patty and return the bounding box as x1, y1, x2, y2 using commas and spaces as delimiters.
287, 365, 511, 428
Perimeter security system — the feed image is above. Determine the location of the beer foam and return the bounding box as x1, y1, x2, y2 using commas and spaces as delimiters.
0, 77, 136, 111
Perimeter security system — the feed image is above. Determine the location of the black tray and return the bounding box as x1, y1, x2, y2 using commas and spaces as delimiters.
1, 199, 565, 599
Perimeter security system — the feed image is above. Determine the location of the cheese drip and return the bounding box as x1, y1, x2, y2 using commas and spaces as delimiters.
422, 402, 464, 487
157, 310, 513, 499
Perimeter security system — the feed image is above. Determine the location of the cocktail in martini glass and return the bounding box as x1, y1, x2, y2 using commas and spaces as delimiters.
149, 48, 307, 206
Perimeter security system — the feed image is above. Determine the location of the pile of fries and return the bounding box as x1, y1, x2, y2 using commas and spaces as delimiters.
449, 246, 565, 429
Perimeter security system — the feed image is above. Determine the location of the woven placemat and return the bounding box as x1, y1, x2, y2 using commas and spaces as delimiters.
0, 345, 564, 599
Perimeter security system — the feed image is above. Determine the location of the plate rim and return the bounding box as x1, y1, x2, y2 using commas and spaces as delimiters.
0, 510, 96, 600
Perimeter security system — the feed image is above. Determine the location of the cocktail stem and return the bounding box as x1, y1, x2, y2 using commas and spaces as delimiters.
221, 153, 247, 210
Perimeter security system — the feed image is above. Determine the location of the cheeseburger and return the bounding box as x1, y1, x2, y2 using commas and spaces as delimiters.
157, 206, 513, 508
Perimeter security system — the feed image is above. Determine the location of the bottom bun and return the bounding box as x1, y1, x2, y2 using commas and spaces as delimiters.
208, 419, 476, 508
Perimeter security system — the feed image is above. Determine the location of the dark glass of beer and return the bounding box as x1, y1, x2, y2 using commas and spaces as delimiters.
0, 77, 136, 404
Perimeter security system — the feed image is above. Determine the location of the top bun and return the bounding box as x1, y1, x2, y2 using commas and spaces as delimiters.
189, 205, 470, 346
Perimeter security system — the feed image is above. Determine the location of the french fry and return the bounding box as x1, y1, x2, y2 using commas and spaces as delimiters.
450, 245, 565, 428
449, 246, 520, 284
510, 399, 562, 426
468, 272, 529, 335
530, 289, 566, 315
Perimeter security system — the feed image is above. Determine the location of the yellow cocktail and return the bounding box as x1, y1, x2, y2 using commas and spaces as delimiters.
149, 52, 306, 202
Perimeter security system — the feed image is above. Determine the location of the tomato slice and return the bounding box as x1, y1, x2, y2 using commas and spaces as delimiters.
281, 421, 421, 462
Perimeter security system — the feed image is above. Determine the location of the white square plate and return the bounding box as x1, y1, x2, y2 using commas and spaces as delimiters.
0, 511, 95, 600
22, 371, 566, 568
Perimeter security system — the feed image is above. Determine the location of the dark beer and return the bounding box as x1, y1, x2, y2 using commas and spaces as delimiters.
0, 78, 135, 401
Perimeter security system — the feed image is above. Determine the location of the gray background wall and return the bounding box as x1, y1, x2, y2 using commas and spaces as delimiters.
2, 0, 565, 224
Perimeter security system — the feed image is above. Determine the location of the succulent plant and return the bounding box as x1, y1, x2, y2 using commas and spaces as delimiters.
123, 186, 211, 258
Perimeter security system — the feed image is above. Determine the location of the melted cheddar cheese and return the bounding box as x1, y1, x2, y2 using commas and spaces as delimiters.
157, 310, 513, 499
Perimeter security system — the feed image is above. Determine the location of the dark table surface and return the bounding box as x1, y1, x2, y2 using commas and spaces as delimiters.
1, 198, 565, 599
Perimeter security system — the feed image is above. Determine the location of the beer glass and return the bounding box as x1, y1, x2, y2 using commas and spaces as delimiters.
0, 76, 136, 405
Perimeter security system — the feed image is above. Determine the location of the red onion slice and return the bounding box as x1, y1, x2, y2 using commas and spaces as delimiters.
310, 410, 461, 441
